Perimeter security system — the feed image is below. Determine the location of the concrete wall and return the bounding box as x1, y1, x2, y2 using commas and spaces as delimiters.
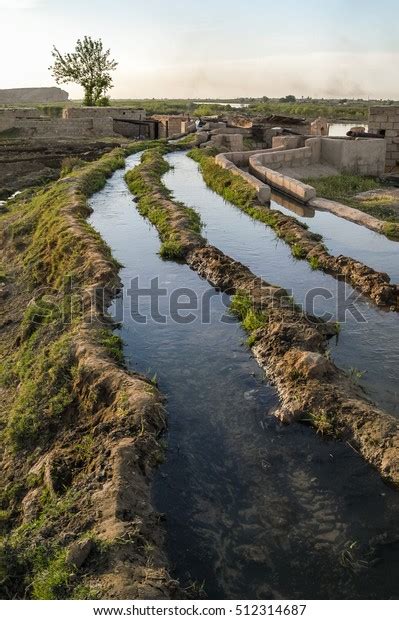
0, 108, 43, 132
151, 115, 191, 138
271, 135, 304, 150
208, 133, 244, 151
213, 133, 386, 205
113, 119, 157, 140
63, 107, 146, 121
249, 136, 385, 176
250, 145, 313, 171
368, 106, 399, 169
249, 151, 316, 202
320, 137, 386, 175
0, 114, 114, 138
251, 123, 310, 147
209, 127, 251, 136
215, 152, 271, 203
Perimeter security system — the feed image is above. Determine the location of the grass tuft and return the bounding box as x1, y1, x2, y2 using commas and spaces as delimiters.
230, 291, 268, 341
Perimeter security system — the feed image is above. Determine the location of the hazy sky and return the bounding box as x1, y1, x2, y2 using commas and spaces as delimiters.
1, 0, 398, 99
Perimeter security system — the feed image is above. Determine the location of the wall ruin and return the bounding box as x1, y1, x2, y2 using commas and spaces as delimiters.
368, 106, 399, 170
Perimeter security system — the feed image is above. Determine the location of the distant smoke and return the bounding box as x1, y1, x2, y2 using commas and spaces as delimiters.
115, 52, 399, 99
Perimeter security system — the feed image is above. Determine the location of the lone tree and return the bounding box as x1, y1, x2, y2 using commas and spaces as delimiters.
49, 36, 118, 106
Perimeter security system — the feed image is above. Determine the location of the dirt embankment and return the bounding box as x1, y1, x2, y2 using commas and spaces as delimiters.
0, 138, 130, 200
126, 147, 399, 486
190, 149, 399, 311
0, 148, 179, 599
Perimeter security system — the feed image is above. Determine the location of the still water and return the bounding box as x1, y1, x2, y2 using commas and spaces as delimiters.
87, 151, 399, 599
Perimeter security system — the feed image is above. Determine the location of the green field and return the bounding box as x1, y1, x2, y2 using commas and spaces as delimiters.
2, 98, 398, 121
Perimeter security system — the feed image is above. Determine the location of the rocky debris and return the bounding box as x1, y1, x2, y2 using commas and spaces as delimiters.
284, 350, 333, 379
66, 539, 94, 569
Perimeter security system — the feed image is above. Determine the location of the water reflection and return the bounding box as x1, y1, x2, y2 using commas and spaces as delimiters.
87, 152, 399, 599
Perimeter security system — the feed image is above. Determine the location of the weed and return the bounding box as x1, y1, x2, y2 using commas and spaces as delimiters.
7, 332, 76, 450
160, 239, 185, 260
125, 147, 203, 258
31, 549, 76, 600
74, 434, 95, 461
383, 222, 399, 239
150, 373, 158, 386
189, 148, 257, 209
307, 409, 335, 435
305, 174, 399, 233
96, 328, 124, 364
291, 243, 307, 259
348, 367, 366, 383
71, 584, 101, 600
60, 157, 85, 177
230, 292, 268, 338
308, 255, 320, 270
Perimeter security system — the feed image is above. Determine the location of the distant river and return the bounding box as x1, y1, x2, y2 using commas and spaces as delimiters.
194, 101, 248, 108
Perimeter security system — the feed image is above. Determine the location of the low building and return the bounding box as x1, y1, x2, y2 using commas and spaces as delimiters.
0, 107, 159, 140
150, 114, 195, 138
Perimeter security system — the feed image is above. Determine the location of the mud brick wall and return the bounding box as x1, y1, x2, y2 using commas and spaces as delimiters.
151, 115, 191, 138
63, 107, 146, 121
368, 106, 399, 169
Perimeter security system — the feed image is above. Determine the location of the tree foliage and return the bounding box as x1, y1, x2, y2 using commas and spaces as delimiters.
49, 36, 118, 106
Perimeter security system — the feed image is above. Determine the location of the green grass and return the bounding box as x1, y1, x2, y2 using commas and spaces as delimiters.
246, 101, 369, 121
304, 174, 399, 233
383, 221, 399, 239
6, 332, 76, 450
31, 549, 75, 600
189, 148, 257, 209
308, 255, 321, 270
229, 291, 268, 343
291, 243, 307, 259
305, 408, 335, 436
125, 147, 203, 259
96, 329, 124, 364
1, 150, 138, 452
0, 147, 172, 599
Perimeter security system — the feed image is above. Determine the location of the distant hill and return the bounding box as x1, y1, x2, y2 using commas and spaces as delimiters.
0, 87, 69, 104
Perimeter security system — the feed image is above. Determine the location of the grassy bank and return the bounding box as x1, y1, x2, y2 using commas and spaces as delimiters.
304, 174, 399, 238
188, 148, 399, 308
188, 147, 314, 250
0, 146, 174, 599
125, 147, 204, 259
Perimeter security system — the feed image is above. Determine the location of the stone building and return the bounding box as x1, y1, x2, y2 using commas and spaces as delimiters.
63, 107, 158, 139
151, 115, 195, 138
0, 107, 158, 139
368, 106, 399, 170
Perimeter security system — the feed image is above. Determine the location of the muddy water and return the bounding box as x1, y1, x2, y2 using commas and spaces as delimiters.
163, 152, 399, 417
87, 152, 399, 599
271, 192, 399, 283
